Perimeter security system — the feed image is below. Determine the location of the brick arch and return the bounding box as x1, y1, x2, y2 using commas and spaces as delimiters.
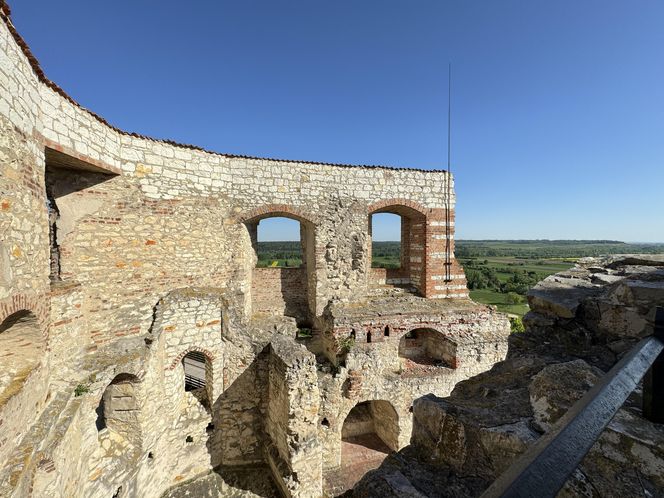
99, 367, 146, 388
398, 325, 449, 339
367, 200, 428, 295
168, 346, 215, 370
0, 293, 49, 339
340, 397, 400, 423
367, 198, 429, 218
398, 327, 458, 369
238, 204, 318, 226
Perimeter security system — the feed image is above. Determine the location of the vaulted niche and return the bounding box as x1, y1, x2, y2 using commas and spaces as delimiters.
398, 328, 457, 369
44, 147, 118, 281
96, 373, 142, 447
0, 310, 42, 399
245, 212, 316, 325
339, 400, 399, 489
368, 204, 426, 294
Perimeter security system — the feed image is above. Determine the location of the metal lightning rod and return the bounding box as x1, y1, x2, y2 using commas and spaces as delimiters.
445, 63, 452, 283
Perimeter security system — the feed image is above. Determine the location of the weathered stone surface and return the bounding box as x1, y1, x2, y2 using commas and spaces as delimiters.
0, 7, 510, 498
351, 257, 664, 497
527, 274, 602, 319
529, 360, 602, 432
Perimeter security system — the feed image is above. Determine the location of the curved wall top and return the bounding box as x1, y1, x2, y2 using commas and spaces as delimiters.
0, 5, 455, 212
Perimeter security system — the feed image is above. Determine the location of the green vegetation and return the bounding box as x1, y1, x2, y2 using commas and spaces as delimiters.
371, 241, 401, 269
255, 239, 664, 321
74, 383, 90, 397
469, 289, 531, 316
337, 336, 355, 354
297, 328, 313, 339
256, 241, 303, 268
510, 316, 526, 333
458, 240, 664, 319
456, 239, 664, 259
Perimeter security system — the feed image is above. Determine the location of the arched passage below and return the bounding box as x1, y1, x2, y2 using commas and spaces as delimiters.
332, 400, 399, 493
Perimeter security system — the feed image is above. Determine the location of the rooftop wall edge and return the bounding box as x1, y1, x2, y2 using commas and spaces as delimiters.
0, 4, 450, 175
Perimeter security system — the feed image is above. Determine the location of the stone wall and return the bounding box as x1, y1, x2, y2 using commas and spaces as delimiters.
266, 335, 322, 497
0, 5, 511, 498
252, 268, 309, 323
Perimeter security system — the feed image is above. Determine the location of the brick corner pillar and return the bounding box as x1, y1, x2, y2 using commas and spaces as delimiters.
422, 208, 468, 299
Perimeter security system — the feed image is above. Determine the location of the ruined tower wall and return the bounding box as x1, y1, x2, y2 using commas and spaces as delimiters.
0, 13, 51, 465
0, 8, 487, 497
26, 55, 467, 345
267, 336, 322, 497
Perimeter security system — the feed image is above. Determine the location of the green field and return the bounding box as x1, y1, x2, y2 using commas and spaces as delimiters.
256, 240, 664, 319
468, 289, 530, 316
256, 241, 303, 267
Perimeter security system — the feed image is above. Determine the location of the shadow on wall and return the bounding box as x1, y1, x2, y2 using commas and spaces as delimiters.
0, 310, 42, 401
202, 347, 281, 497
251, 267, 311, 326
279, 268, 310, 326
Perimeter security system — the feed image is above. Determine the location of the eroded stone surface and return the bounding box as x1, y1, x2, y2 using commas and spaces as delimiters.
351, 256, 664, 497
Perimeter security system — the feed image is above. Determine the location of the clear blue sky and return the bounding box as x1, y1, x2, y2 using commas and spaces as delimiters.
11, 1, 664, 242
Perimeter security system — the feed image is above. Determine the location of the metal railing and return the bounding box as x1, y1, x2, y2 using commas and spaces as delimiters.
482, 307, 664, 498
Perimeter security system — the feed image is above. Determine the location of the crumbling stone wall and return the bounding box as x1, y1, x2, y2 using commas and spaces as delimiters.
266, 335, 322, 497
252, 268, 309, 322
0, 5, 511, 498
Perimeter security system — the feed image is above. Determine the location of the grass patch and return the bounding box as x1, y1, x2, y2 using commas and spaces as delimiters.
469, 289, 530, 316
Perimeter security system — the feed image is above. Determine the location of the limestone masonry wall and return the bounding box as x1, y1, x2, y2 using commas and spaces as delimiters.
0, 5, 510, 498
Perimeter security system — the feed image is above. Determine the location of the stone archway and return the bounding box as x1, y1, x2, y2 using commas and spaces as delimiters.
399, 327, 457, 369
241, 206, 317, 324
170, 347, 215, 412
331, 400, 399, 494
96, 373, 142, 448
0, 309, 42, 398
367, 200, 428, 295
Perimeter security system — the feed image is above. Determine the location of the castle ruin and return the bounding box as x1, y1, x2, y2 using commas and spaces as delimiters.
0, 5, 512, 497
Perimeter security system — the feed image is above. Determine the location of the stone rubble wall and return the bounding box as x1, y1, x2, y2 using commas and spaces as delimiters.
0, 24, 51, 463
267, 335, 322, 497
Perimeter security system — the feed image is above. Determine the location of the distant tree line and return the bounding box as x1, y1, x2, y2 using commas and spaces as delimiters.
456, 240, 664, 259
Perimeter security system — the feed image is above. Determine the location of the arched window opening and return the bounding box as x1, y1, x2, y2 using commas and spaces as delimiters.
340, 400, 399, 491
254, 217, 302, 268
246, 212, 315, 325
182, 351, 211, 409
368, 204, 426, 294
350, 329, 356, 340
370, 213, 401, 269
96, 373, 141, 445
398, 328, 457, 369
0, 310, 42, 397
384, 326, 390, 337
366, 331, 372, 343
